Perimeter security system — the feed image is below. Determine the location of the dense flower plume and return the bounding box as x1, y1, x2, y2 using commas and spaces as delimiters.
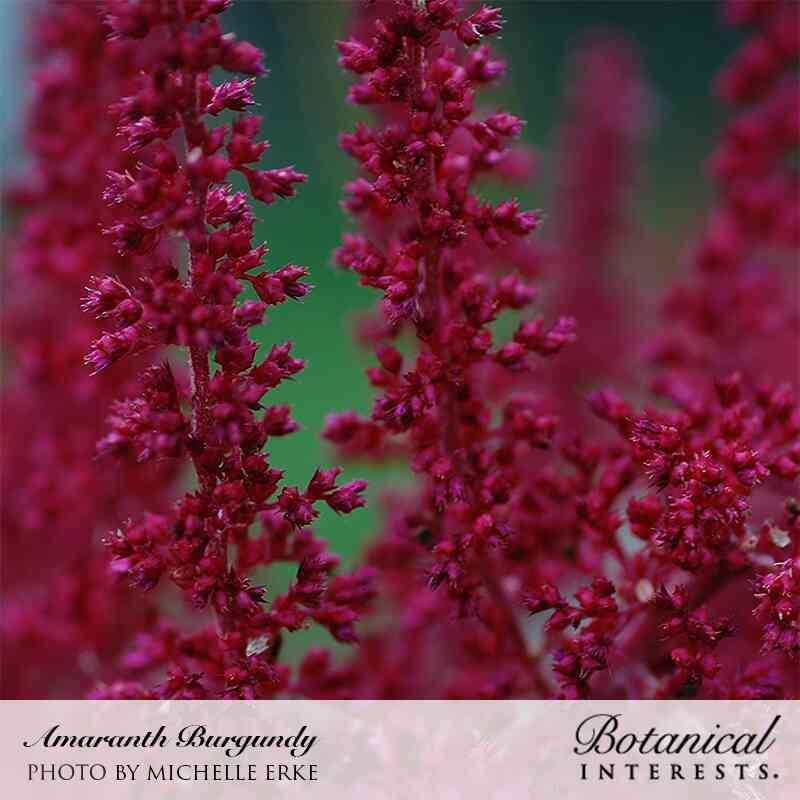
542, 36, 650, 422
319, 0, 579, 698
2, 0, 797, 700
0, 1, 178, 697
80, 0, 372, 699
655, 0, 799, 382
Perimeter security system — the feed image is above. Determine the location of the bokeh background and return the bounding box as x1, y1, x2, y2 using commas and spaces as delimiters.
1, 0, 749, 654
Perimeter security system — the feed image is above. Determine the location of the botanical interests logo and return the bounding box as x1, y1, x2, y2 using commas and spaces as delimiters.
574, 713, 783, 784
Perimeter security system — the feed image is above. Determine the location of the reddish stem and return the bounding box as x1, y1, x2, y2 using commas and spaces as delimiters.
178, 69, 230, 637
479, 554, 552, 696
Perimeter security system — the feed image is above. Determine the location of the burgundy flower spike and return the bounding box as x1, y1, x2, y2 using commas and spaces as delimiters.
83, 0, 373, 699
